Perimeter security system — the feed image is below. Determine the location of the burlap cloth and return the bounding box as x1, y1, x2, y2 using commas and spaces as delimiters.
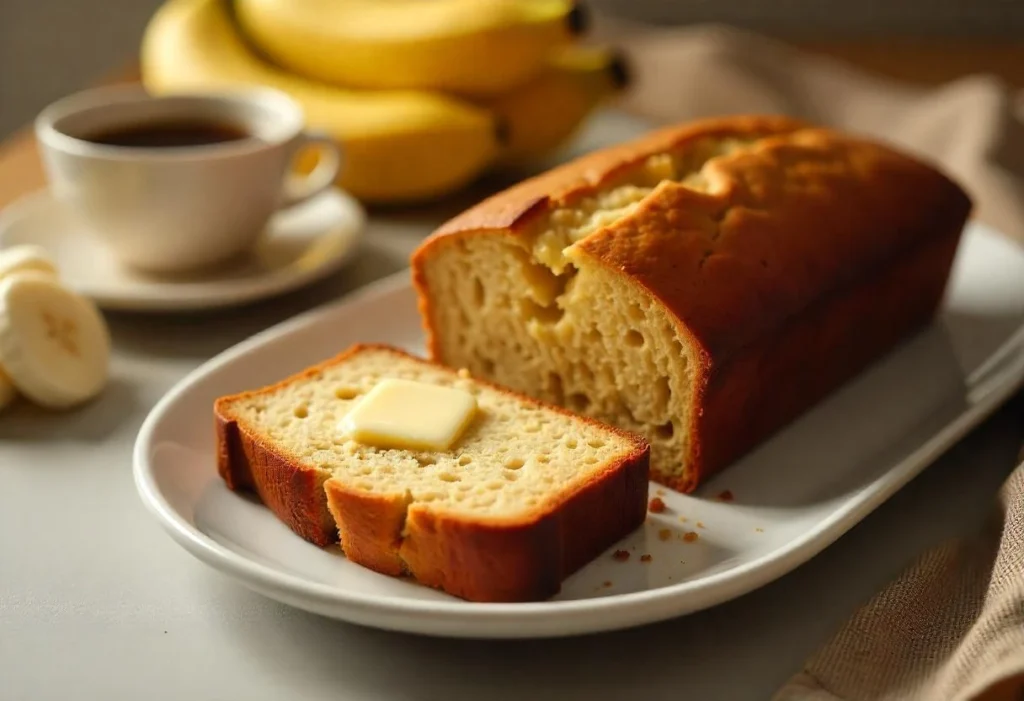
595, 20, 1024, 701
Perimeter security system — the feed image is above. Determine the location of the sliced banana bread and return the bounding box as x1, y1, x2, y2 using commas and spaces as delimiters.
411, 115, 972, 493
215, 344, 649, 602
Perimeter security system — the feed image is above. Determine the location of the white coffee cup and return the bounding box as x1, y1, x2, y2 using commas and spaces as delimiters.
35, 85, 341, 274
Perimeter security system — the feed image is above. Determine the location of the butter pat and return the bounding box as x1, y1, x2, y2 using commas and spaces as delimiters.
341, 378, 477, 451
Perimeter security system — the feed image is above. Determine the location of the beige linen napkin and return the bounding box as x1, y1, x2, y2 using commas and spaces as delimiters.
595, 20, 1024, 701
775, 464, 1024, 701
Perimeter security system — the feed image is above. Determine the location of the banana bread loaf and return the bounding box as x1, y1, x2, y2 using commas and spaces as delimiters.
411, 115, 972, 492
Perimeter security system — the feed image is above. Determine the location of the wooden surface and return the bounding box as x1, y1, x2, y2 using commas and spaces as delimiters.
794, 39, 1024, 89
2, 42, 1023, 210
0, 135, 47, 210
0, 69, 138, 210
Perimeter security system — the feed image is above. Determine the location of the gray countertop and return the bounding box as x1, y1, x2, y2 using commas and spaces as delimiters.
2, 113, 1021, 701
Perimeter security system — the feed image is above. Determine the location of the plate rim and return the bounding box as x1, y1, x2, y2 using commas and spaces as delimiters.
0, 187, 366, 313
132, 224, 1024, 637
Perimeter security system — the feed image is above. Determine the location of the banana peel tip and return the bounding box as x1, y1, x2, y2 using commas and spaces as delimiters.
567, 3, 590, 36
609, 49, 632, 91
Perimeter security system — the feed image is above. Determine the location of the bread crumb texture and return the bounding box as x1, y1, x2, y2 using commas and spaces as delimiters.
225, 348, 634, 519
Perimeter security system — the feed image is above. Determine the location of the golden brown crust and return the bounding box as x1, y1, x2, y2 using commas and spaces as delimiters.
324, 480, 410, 576
216, 411, 336, 546
393, 501, 564, 602
410, 115, 973, 491
687, 217, 963, 488
431, 115, 808, 238
214, 343, 651, 602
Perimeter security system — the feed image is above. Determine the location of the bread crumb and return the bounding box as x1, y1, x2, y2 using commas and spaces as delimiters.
682, 531, 699, 543
655, 489, 666, 497
696, 521, 706, 529
755, 527, 764, 533
717, 489, 734, 502
457, 368, 471, 379
602, 580, 613, 588
612, 549, 630, 561
679, 516, 688, 523
658, 528, 672, 541
640, 554, 652, 563
648, 497, 666, 513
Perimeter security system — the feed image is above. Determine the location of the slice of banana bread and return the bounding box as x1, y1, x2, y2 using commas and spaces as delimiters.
215, 344, 649, 602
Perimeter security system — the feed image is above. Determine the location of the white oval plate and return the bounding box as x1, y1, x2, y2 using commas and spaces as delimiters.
134, 222, 1024, 638
0, 187, 365, 312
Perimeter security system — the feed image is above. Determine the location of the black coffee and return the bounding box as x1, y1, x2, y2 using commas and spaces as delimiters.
84, 120, 250, 148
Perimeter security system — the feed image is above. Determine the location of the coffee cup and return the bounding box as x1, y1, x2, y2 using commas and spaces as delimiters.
35, 85, 341, 274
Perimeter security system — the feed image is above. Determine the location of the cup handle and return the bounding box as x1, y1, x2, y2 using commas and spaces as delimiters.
281, 130, 342, 208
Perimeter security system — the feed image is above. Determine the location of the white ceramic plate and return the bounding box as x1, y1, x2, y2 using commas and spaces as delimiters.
0, 187, 365, 312
134, 222, 1024, 638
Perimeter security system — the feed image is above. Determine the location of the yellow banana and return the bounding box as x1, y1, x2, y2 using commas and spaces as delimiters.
233, 0, 585, 96
141, 0, 502, 203
484, 46, 630, 167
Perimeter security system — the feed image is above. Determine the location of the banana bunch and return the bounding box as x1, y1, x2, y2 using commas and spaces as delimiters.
140, 0, 630, 204
0, 246, 111, 413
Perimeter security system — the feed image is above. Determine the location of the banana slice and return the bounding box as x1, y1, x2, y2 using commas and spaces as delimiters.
0, 271, 110, 409
0, 366, 17, 411
0, 245, 58, 281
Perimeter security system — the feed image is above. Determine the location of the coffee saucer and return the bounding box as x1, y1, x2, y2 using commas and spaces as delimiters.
0, 187, 365, 312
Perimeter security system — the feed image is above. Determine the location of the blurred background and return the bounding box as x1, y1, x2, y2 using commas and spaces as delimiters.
2, 0, 1023, 140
